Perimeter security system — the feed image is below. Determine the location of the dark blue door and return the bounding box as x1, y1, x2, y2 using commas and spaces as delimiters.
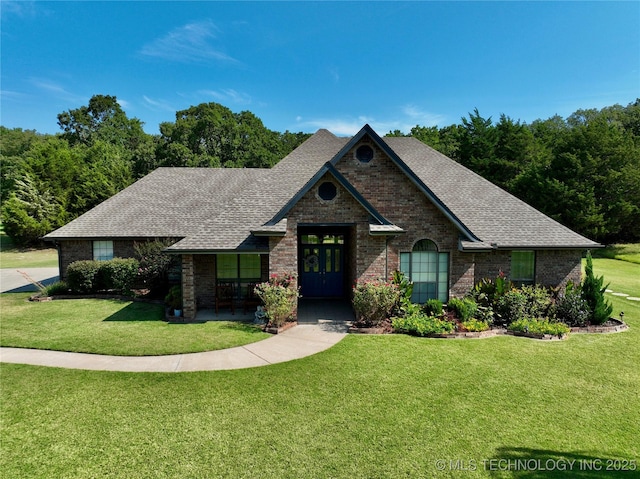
300, 234, 344, 297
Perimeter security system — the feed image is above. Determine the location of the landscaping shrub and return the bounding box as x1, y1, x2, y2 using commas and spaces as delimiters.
582, 251, 613, 325
495, 286, 552, 325
462, 318, 490, 332
423, 298, 443, 317
44, 281, 69, 296
391, 270, 413, 306
135, 238, 180, 295
520, 285, 553, 318
471, 272, 513, 307
392, 313, 455, 336
67, 260, 102, 293
508, 318, 570, 336
555, 283, 590, 326
164, 285, 182, 312
352, 280, 400, 327
255, 273, 299, 327
447, 297, 478, 321
99, 258, 139, 295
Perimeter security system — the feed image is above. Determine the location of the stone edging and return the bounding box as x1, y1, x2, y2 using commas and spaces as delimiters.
570, 319, 628, 334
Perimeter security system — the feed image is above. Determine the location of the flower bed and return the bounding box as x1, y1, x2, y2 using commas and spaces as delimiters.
570, 318, 628, 334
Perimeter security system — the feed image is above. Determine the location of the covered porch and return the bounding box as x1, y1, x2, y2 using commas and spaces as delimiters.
194, 298, 354, 324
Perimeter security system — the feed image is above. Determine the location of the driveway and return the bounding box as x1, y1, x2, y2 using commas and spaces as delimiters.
0, 268, 60, 293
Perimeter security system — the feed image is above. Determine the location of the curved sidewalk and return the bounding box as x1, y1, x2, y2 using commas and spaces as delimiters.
0, 321, 349, 373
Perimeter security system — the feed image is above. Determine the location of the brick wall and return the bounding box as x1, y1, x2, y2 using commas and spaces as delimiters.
58, 240, 92, 279
194, 255, 216, 308
182, 254, 195, 320
57, 238, 166, 280
335, 140, 466, 295
474, 250, 512, 283
535, 250, 582, 288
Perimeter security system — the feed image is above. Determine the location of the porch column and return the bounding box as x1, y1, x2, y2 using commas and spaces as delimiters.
182, 254, 196, 320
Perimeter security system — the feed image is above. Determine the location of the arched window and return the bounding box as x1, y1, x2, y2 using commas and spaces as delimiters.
399, 239, 449, 303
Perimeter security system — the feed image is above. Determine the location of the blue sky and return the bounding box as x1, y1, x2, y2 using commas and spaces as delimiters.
2, 1, 639, 136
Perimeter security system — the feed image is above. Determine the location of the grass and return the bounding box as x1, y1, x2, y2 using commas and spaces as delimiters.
585, 258, 640, 297
592, 243, 640, 264
0, 225, 58, 269
0, 294, 269, 355
1, 259, 639, 478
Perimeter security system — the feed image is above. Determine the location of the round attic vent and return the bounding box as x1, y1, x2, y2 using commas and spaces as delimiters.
355, 145, 374, 163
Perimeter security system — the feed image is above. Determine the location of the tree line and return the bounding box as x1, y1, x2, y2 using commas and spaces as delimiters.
1, 95, 638, 245
1, 95, 311, 244
388, 100, 640, 244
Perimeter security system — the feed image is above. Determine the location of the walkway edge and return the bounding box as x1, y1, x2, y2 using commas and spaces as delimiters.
0, 323, 348, 372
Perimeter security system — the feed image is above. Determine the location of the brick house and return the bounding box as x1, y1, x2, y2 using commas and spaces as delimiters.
45, 125, 599, 319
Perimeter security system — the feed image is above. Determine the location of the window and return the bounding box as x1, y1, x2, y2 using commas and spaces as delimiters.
511, 251, 535, 284
216, 254, 262, 298
355, 145, 374, 163
93, 241, 113, 261
400, 239, 449, 303
318, 181, 337, 201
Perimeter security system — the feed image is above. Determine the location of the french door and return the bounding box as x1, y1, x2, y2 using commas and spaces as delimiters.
299, 234, 344, 297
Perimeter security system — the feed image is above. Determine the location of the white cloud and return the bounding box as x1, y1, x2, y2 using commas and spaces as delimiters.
29, 78, 85, 104
1, 1, 37, 18
199, 88, 252, 105
402, 104, 445, 128
142, 95, 175, 112
296, 108, 446, 136
297, 118, 368, 136
140, 20, 240, 65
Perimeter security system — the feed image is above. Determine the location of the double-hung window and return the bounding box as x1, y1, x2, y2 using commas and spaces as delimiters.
93, 241, 113, 261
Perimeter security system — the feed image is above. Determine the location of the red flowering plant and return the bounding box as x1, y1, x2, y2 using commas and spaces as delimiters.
254, 272, 300, 327
352, 279, 401, 328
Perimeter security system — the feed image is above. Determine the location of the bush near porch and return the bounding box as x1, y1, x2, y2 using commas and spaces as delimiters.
254, 273, 300, 328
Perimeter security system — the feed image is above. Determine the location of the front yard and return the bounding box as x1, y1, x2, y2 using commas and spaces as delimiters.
0, 295, 269, 355
1, 258, 638, 477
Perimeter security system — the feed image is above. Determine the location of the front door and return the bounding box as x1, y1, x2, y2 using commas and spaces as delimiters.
300, 233, 344, 297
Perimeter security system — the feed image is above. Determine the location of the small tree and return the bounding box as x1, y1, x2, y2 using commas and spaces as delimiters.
134, 238, 179, 295
581, 251, 613, 325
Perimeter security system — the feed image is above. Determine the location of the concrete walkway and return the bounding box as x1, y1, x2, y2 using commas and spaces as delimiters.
0, 320, 350, 372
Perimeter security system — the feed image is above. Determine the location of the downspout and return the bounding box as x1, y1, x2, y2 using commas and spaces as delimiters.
385, 236, 389, 279
55, 241, 63, 280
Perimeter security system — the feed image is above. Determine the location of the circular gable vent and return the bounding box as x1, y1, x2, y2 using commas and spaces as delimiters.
318, 181, 337, 201
356, 145, 374, 163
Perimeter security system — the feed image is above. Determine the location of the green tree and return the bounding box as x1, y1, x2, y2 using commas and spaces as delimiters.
156, 102, 306, 169
1, 174, 64, 245
581, 252, 613, 325
57, 94, 147, 149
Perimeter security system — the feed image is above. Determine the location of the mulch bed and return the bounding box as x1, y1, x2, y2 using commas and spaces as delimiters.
348, 317, 629, 340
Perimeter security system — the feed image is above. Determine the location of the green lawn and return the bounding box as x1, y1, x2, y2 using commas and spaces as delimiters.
0, 226, 58, 269
592, 243, 640, 264
586, 259, 640, 297
1, 259, 639, 478
0, 294, 269, 355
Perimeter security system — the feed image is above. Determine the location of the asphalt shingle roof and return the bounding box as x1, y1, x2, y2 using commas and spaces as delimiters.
384, 137, 599, 248
45, 126, 599, 251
